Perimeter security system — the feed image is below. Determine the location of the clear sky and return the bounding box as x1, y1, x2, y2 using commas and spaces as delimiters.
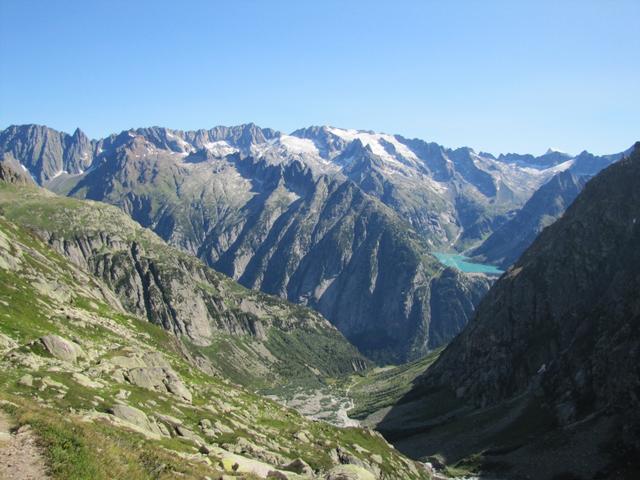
1, 0, 638, 155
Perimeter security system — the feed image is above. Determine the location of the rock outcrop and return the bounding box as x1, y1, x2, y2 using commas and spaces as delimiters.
39, 334, 84, 363
471, 169, 588, 268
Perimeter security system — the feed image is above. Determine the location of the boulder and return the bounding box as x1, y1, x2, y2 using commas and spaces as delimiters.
284, 458, 313, 475
39, 334, 84, 363
18, 373, 33, 387
324, 465, 376, 480
108, 404, 162, 437
41, 376, 68, 391
215, 420, 233, 434
124, 366, 192, 403
71, 372, 102, 389
175, 425, 205, 446
164, 374, 192, 403
219, 452, 284, 478
292, 430, 311, 443
107, 355, 146, 369
125, 367, 166, 391
115, 389, 130, 400
155, 413, 183, 428
267, 471, 289, 479
0, 333, 17, 353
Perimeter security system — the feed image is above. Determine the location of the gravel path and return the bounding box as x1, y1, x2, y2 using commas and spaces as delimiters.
0, 411, 50, 480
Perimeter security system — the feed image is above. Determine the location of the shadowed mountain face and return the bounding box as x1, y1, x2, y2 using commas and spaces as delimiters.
377, 143, 640, 480
471, 170, 589, 269
471, 148, 624, 269
0, 123, 627, 362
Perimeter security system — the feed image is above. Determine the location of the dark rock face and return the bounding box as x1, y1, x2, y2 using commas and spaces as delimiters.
427, 269, 489, 349
434, 144, 640, 408
0, 125, 94, 183
381, 143, 640, 479
472, 170, 588, 269
0, 155, 35, 185
472, 147, 624, 269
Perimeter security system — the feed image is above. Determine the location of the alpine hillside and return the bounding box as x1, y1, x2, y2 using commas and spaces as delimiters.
0, 164, 430, 480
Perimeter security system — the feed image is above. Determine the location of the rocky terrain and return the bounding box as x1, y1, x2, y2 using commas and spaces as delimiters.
6, 123, 624, 362
0, 124, 515, 362
0, 181, 369, 393
470, 146, 627, 269
375, 144, 640, 479
470, 170, 588, 268
0, 168, 430, 479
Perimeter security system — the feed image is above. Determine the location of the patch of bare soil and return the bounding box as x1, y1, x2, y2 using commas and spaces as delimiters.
0, 411, 50, 480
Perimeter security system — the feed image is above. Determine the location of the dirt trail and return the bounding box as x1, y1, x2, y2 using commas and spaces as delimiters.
0, 411, 50, 480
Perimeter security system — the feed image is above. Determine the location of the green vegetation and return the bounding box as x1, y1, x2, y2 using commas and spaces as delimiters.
345, 348, 443, 420
0, 181, 369, 396
0, 191, 429, 479
0, 397, 216, 480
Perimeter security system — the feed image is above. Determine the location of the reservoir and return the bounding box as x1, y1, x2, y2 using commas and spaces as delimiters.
433, 252, 504, 275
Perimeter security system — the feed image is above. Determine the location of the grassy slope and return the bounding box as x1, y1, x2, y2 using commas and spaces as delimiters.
0, 213, 429, 479
345, 349, 443, 420
0, 182, 369, 395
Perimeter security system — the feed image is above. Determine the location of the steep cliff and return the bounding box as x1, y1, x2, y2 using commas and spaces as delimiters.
471, 170, 588, 268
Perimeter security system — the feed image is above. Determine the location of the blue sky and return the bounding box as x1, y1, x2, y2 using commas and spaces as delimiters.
1, 0, 638, 155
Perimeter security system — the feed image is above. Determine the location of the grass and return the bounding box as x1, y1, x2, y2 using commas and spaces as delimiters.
346, 348, 443, 419
0, 396, 218, 480
0, 182, 432, 480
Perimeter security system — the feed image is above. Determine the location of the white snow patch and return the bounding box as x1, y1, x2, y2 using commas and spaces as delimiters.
521, 159, 574, 176
326, 127, 420, 172
165, 131, 195, 154
278, 135, 320, 156
203, 140, 238, 157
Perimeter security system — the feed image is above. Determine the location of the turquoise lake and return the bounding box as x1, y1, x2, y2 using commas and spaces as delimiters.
433, 252, 504, 275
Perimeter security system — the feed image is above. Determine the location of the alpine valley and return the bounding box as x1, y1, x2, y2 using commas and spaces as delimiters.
0, 124, 627, 362
0, 123, 637, 480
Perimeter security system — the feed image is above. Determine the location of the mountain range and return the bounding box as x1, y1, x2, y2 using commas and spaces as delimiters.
0, 124, 627, 363
1, 121, 638, 479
